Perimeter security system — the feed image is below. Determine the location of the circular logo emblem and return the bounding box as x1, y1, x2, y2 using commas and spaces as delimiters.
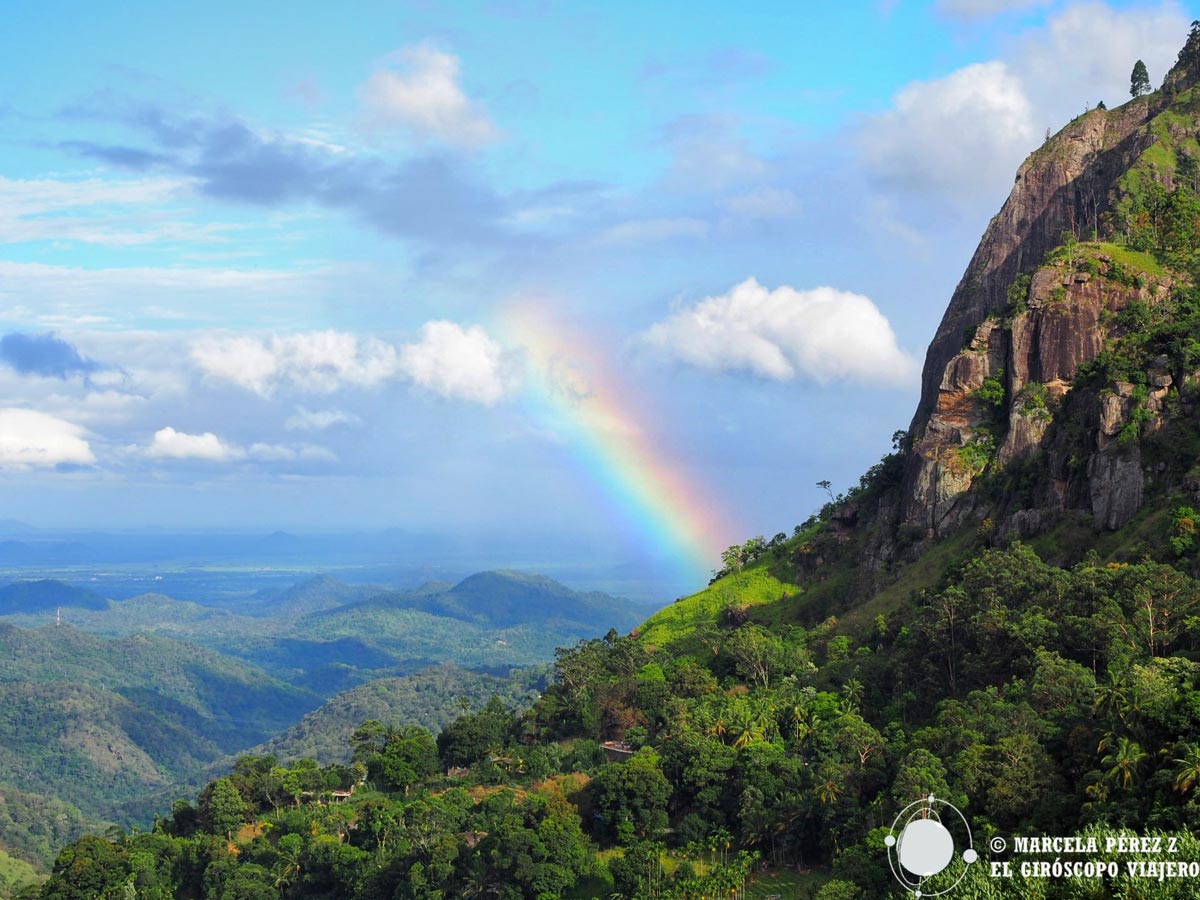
884, 794, 977, 896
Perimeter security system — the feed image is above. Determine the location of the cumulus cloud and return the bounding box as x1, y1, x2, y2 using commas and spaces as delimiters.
145, 426, 236, 461
398, 321, 514, 405
858, 60, 1036, 206
284, 407, 361, 432
0, 332, 102, 378
359, 44, 499, 149
193, 326, 515, 404
0, 408, 95, 468
639, 277, 917, 385
192, 331, 400, 396
858, 3, 1188, 217
1013, 2, 1186, 127
141, 426, 335, 464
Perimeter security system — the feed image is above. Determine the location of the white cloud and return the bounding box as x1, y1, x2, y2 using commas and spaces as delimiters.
858, 61, 1036, 205
639, 277, 917, 385
145, 426, 237, 462
0, 408, 94, 468
858, 2, 1188, 217
140, 427, 335, 465
191, 336, 281, 396
284, 407, 361, 432
1013, 2, 1186, 128
192, 331, 400, 396
193, 325, 514, 404
359, 43, 499, 149
597, 217, 710, 246
398, 321, 514, 405
937, 0, 1051, 21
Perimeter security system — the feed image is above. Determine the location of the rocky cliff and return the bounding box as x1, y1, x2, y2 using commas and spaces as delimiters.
898, 29, 1200, 539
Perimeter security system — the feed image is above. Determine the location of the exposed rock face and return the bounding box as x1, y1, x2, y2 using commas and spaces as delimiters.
904, 249, 1170, 533
1088, 446, 1145, 531
898, 44, 1200, 535
910, 103, 1152, 429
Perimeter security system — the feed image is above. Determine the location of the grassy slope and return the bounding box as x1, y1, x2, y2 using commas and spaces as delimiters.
0, 848, 40, 898
637, 566, 800, 649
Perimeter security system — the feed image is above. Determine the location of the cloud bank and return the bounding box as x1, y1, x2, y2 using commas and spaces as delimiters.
192, 324, 515, 404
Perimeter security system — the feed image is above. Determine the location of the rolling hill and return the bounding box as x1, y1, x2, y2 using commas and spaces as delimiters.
0, 624, 319, 824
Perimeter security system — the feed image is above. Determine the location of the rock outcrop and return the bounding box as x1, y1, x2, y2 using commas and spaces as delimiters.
897, 38, 1200, 536
904, 248, 1172, 534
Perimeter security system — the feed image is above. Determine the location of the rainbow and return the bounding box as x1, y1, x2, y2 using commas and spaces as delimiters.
499, 303, 736, 585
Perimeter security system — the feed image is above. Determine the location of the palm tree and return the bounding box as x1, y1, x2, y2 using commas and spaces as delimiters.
1102, 736, 1148, 789
815, 778, 842, 805
1172, 743, 1200, 794
790, 705, 819, 749
708, 716, 729, 744
842, 678, 864, 713
1094, 673, 1127, 716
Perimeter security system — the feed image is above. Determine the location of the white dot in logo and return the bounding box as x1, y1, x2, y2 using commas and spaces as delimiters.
963, 848, 978, 864
898, 819, 955, 877
884, 834, 896, 847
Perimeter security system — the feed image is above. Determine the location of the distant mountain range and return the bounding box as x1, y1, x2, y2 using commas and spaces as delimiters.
0, 571, 640, 691
0, 567, 650, 862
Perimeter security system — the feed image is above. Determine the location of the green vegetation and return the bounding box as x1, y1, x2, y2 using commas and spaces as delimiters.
0, 625, 319, 835
956, 431, 997, 475
1016, 382, 1053, 421
0, 785, 92, 874
0, 848, 41, 899
28, 539, 1200, 899
637, 567, 800, 649
972, 371, 1005, 409
1131, 58, 1151, 97
255, 664, 548, 763
0, 569, 646, 872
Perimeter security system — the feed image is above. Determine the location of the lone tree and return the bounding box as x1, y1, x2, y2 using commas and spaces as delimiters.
1130, 59, 1151, 98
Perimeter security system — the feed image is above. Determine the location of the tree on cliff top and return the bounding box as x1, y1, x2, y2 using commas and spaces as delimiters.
1131, 59, 1151, 98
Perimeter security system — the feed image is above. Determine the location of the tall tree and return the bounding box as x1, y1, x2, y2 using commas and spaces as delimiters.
1131, 59, 1151, 97
198, 777, 248, 839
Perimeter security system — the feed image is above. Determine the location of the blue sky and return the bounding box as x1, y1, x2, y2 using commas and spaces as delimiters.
0, 0, 1194, 586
